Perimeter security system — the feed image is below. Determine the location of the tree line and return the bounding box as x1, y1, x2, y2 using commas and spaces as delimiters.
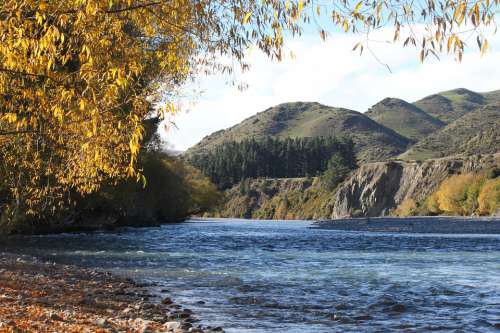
188, 136, 356, 189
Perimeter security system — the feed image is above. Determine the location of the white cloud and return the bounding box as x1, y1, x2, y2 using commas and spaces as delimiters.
162, 30, 500, 151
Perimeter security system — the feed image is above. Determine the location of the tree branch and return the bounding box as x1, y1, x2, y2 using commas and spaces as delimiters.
0, 129, 33, 136
0, 67, 62, 84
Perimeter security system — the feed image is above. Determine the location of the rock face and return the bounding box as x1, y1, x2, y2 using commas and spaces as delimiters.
216, 178, 318, 219
332, 154, 500, 218
211, 154, 499, 220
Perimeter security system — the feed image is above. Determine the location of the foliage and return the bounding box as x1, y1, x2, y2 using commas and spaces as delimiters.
0, 0, 301, 219
321, 152, 357, 191
83, 151, 222, 222
477, 178, 500, 215
434, 174, 477, 215
426, 171, 499, 216
1, 150, 221, 232
393, 198, 418, 217
424, 192, 443, 215
1, 0, 499, 221
189, 136, 355, 189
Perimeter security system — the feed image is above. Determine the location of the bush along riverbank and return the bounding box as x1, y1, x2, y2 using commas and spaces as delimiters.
0, 150, 222, 235
0, 253, 224, 333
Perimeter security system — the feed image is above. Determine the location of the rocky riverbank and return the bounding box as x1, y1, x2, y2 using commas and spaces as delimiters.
0, 253, 223, 333
313, 216, 500, 234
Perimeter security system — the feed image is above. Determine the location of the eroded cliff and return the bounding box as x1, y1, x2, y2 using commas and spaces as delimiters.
332, 154, 500, 218
211, 154, 499, 219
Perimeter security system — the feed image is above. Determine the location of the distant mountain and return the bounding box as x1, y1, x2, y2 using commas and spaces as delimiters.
186, 102, 411, 162
366, 98, 445, 141
400, 105, 500, 160
482, 89, 500, 104
185, 88, 499, 164
413, 88, 491, 124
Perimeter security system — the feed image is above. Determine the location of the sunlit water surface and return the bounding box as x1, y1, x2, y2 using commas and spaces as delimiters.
2, 219, 500, 332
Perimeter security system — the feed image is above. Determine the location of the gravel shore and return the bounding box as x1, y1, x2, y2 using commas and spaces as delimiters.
312, 216, 500, 234
0, 253, 223, 333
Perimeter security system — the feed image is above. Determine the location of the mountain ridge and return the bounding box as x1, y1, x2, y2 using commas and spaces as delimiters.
186, 102, 411, 162
185, 88, 499, 163
365, 97, 445, 141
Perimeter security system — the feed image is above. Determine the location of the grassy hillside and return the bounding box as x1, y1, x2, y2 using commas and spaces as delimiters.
412, 88, 491, 123
482, 90, 500, 104
186, 102, 410, 162
366, 98, 444, 141
400, 105, 500, 160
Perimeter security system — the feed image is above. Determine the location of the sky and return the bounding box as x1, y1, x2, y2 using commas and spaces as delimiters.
162, 29, 500, 151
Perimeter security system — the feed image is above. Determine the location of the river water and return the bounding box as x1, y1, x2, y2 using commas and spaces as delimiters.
2, 219, 500, 332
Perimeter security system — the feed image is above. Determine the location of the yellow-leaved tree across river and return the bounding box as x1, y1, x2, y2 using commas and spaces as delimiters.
0, 0, 498, 219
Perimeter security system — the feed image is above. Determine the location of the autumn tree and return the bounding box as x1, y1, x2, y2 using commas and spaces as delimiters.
478, 178, 500, 215
394, 198, 418, 217
429, 172, 498, 216
0, 0, 301, 219
1, 0, 498, 220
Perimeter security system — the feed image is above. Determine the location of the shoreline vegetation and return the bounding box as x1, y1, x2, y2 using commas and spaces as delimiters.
0, 252, 224, 333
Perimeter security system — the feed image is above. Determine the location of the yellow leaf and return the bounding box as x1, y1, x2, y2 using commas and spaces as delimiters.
481, 39, 489, 57
447, 36, 454, 53
354, 1, 363, 14
243, 12, 252, 24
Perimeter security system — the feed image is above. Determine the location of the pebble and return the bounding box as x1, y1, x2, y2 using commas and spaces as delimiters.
0, 253, 220, 333
162, 297, 173, 305
189, 328, 203, 333
164, 321, 181, 331
96, 318, 111, 328
6, 320, 16, 327
50, 313, 64, 321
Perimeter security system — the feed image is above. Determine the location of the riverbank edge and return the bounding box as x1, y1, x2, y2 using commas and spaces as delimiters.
0, 252, 223, 333
312, 216, 500, 234
1, 214, 189, 235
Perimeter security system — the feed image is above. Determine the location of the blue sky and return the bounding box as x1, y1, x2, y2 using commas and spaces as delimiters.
162, 28, 500, 151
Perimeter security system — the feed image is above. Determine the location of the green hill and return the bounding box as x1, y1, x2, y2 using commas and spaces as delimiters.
413, 88, 487, 123
186, 102, 411, 162
482, 89, 500, 104
365, 97, 445, 141
400, 105, 500, 160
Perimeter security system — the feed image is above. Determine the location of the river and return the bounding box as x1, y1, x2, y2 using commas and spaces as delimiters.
2, 218, 500, 332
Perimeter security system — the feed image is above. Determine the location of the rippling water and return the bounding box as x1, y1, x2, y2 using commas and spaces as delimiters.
2, 219, 500, 332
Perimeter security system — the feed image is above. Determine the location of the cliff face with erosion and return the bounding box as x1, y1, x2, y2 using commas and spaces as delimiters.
332, 154, 500, 218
